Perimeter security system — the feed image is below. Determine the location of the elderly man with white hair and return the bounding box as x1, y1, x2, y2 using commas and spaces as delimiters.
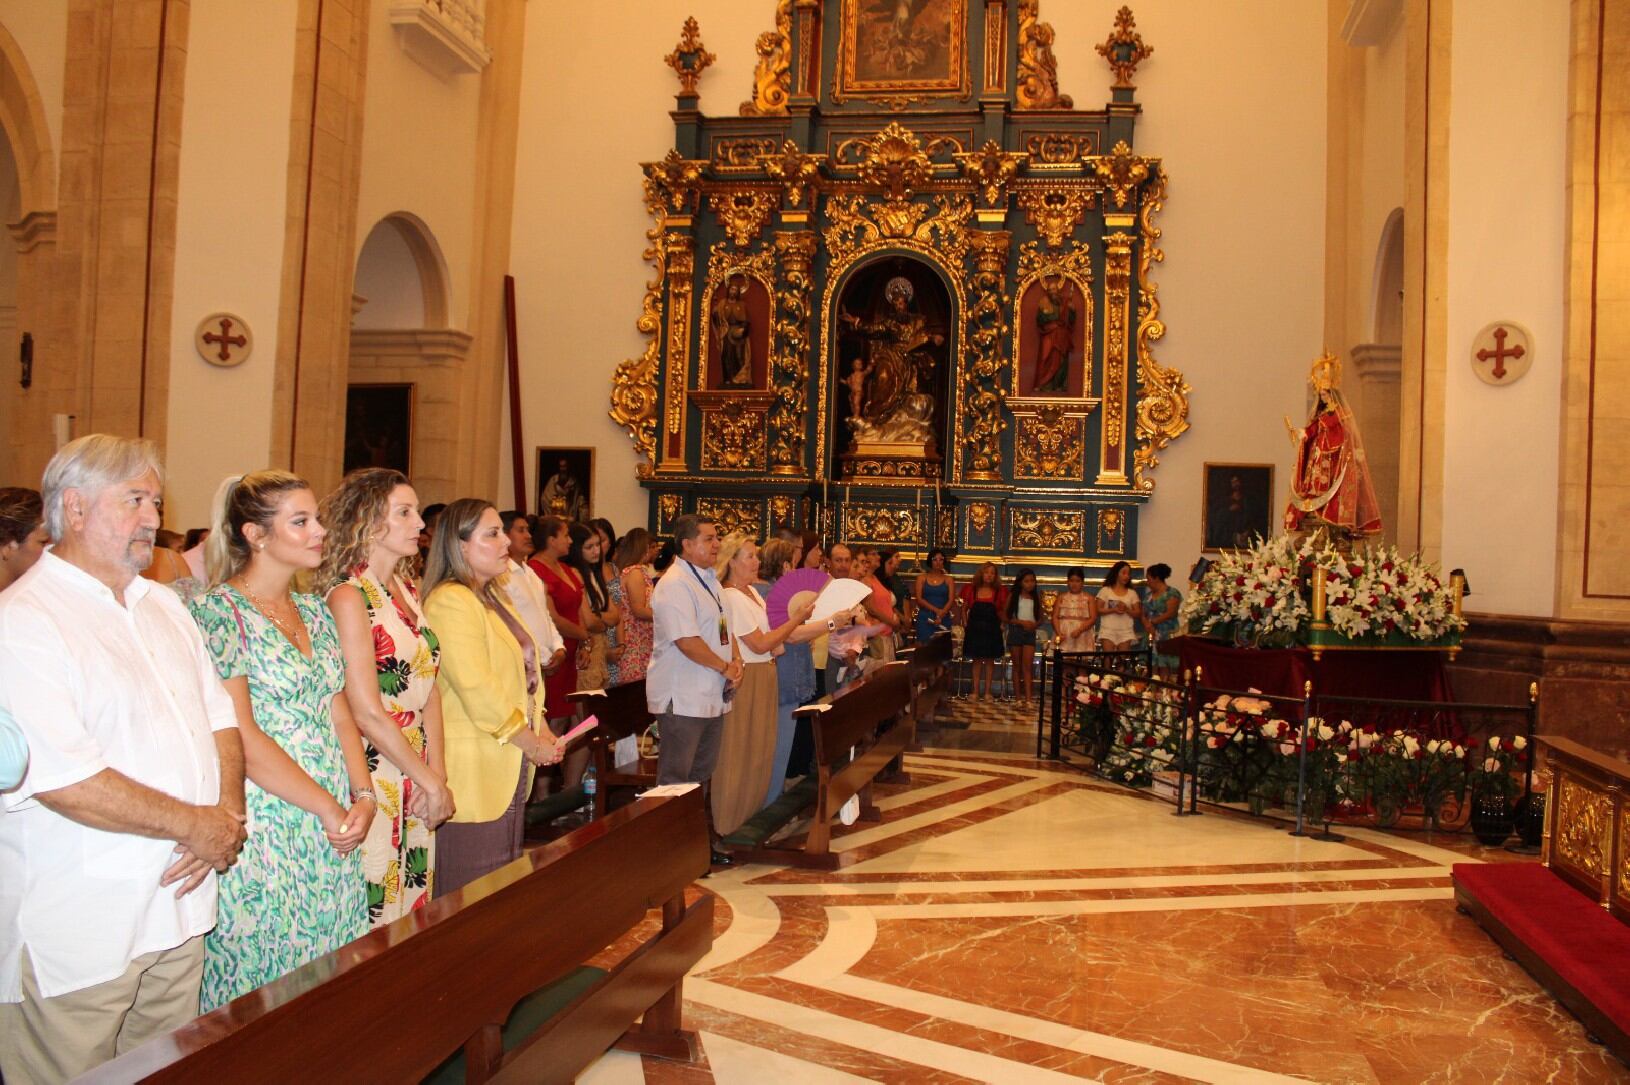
0, 434, 247, 1084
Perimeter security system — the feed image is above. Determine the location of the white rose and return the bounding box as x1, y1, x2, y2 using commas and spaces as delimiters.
1488, 736, 1501, 751
1483, 757, 1500, 773
1513, 735, 1527, 750
1426, 739, 1441, 754
1317, 723, 1335, 742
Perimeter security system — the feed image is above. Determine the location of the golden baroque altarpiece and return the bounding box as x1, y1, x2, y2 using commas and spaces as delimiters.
610, 1, 1189, 580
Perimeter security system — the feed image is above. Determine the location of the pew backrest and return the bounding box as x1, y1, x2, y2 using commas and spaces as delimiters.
80, 789, 711, 1084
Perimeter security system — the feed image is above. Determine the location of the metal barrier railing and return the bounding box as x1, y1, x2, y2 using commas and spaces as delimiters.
1039, 653, 1540, 843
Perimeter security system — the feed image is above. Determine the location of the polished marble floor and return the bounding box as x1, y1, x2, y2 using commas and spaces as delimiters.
581, 698, 1627, 1084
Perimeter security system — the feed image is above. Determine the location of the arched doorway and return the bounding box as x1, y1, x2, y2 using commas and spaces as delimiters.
346, 213, 469, 501
828, 252, 955, 481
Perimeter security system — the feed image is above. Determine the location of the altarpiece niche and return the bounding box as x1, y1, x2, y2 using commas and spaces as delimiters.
609, 2, 1190, 585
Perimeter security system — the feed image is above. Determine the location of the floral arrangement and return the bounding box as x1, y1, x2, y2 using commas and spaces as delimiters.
1073, 673, 1180, 787
1466, 734, 1528, 801
1179, 534, 1313, 647
1180, 533, 1464, 647
1314, 543, 1465, 641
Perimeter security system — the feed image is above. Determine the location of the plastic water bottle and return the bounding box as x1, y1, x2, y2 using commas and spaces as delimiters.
582, 764, 598, 821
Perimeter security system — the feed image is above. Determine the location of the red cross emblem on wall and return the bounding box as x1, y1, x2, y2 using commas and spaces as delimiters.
1470, 322, 1533, 386
194, 312, 254, 368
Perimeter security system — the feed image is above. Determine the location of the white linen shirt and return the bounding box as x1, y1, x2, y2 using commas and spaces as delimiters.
724, 586, 774, 664
0, 552, 237, 1000
503, 560, 565, 663
646, 559, 731, 717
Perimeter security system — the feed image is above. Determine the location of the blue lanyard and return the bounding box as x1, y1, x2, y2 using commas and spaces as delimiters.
684, 559, 722, 614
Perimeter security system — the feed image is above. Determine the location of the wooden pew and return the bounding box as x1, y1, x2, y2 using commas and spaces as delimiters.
727, 659, 914, 869
569, 680, 658, 819
81, 788, 713, 1085
902, 631, 953, 736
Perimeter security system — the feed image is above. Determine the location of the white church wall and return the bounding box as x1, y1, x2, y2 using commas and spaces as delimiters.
164, 0, 299, 532
1049, 2, 1329, 573
1358, 14, 1407, 342
505, 2, 1327, 557
353, 0, 482, 333
1440, 0, 1568, 617
0, 1, 65, 181
506, 0, 760, 532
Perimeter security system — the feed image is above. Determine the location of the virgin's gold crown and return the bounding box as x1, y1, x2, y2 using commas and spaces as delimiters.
1309, 351, 1342, 392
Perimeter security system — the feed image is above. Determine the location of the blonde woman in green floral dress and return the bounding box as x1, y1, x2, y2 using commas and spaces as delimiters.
190, 472, 373, 1012
319, 468, 453, 925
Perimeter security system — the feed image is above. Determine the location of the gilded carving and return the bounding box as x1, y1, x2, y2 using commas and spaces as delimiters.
665, 17, 716, 98
1017, 189, 1090, 249
1097, 507, 1126, 553
1090, 140, 1152, 211
834, 122, 960, 203
1096, 5, 1153, 91
609, 181, 669, 474
658, 493, 683, 529
709, 190, 777, 248
696, 497, 763, 540
1010, 508, 1084, 551
842, 505, 923, 545
937, 506, 956, 546
739, 0, 792, 116
962, 230, 1011, 479
982, 0, 1008, 95
714, 137, 779, 170
1015, 0, 1073, 110
761, 140, 827, 209
1025, 131, 1093, 166
769, 231, 817, 472
661, 235, 698, 472
967, 501, 994, 535
644, 150, 705, 213
1131, 164, 1191, 492
822, 193, 973, 268
769, 494, 795, 528
1015, 406, 1084, 480
1097, 232, 1134, 485
1017, 240, 1094, 282
955, 140, 1028, 207
1619, 805, 1630, 905
700, 398, 768, 471
845, 457, 940, 480
1557, 775, 1611, 878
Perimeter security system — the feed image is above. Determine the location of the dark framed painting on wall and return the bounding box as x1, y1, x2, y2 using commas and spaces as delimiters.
1201, 463, 1274, 552
343, 383, 413, 476
536, 447, 593, 522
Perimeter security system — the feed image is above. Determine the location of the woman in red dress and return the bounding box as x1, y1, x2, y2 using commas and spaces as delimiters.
527, 515, 594, 789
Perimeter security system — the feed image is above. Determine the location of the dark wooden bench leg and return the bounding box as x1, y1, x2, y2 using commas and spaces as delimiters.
464, 1023, 504, 1083
613, 895, 702, 1063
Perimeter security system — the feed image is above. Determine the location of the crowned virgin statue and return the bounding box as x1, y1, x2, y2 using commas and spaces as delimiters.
839, 276, 944, 446
1283, 352, 1382, 537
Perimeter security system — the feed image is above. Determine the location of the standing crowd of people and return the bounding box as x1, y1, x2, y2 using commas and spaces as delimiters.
0, 431, 1183, 1083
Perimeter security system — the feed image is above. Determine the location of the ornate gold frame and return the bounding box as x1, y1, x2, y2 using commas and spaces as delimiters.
834, 0, 971, 105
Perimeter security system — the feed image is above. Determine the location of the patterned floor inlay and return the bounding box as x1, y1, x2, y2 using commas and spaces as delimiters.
578, 702, 1621, 1083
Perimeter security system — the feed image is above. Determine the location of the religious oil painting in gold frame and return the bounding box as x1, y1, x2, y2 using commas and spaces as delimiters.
837, 0, 969, 102
1201, 463, 1273, 553
1016, 275, 1090, 398
536, 447, 594, 522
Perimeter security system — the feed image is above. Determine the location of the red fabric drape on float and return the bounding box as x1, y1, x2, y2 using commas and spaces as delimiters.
1171, 637, 1453, 703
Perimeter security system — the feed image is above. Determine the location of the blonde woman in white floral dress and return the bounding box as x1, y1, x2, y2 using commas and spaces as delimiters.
320, 469, 454, 925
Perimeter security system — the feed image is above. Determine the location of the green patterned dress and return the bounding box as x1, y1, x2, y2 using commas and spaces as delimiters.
347, 569, 440, 924
190, 586, 368, 1013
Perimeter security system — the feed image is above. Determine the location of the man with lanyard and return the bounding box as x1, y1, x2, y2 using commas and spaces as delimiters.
646, 514, 743, 866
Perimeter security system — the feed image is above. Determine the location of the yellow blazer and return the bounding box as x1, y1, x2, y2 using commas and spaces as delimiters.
424, 582, 544, 824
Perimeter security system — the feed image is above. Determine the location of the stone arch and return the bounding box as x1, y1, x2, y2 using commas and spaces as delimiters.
0, 19, 55, 217
353, 211, 451, 329
1369, 207, 1404, 345
346, 212, 469, 504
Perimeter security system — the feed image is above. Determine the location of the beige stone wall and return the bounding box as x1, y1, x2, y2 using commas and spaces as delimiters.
1558, 0, 1630, 619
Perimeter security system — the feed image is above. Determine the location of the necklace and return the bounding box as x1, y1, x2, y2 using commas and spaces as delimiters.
234, 578, 307, 648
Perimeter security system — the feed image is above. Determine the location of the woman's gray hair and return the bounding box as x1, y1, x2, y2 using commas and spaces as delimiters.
41, 434, 165, 541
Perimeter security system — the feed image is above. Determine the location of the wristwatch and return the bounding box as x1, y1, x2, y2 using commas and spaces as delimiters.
826, 618, 837, 632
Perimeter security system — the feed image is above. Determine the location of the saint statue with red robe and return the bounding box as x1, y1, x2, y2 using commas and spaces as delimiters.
1284, 353, 1382, 536
1030, 275, 1076, 396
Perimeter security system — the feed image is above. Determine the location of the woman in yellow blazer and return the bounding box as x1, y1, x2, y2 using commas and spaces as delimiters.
422, 499, 560, 894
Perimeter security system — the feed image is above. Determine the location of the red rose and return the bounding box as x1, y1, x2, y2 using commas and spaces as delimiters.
1144, 735, 1157, 747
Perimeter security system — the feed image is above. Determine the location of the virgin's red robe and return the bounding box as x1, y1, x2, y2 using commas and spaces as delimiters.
1284, 406, 1382, 534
